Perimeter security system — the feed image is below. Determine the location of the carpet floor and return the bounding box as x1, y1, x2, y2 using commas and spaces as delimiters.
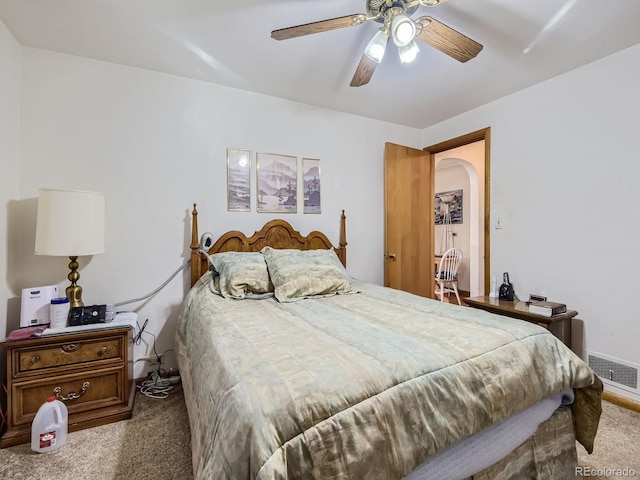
576, 400, 640, 480
1, 389, 638, 480
0, 387, 192, 480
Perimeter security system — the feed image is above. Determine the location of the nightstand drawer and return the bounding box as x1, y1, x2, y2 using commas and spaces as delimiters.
15, 336, 123, 375
1, 327, 134, 448
11, 366, 127, 427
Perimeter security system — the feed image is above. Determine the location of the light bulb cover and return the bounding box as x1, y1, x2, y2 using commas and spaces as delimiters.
398, 40, 420, 64
391, 15, 416, 47
364, 29, 388, 63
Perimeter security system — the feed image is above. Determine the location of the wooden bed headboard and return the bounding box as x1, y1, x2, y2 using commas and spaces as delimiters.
189, 204, 348, 287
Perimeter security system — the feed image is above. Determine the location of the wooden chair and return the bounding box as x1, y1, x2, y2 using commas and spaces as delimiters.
435, 248, 463, 305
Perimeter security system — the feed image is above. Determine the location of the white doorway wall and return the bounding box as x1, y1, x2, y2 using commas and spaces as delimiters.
435, 141, 485, 296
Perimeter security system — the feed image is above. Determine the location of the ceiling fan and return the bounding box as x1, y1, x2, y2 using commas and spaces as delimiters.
271, 0, 483, 87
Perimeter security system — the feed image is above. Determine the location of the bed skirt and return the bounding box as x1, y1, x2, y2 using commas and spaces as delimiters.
469, 406, 576, 480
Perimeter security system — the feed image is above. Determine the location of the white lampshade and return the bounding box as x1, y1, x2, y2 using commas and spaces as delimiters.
35, 188, 106, 256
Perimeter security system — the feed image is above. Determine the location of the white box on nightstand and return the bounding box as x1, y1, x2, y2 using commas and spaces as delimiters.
20, 285, 58, 327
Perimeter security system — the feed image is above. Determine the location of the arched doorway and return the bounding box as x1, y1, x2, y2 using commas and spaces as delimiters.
435, 154, 484, 296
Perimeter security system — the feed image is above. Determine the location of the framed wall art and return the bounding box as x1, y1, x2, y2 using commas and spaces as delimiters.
302, 158, 321, 214
435, 189, 463, 225
227, 148, 251, 212
256, 152, 297, 213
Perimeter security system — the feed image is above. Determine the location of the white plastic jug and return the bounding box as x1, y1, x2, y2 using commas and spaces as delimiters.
31, 395, 68, 453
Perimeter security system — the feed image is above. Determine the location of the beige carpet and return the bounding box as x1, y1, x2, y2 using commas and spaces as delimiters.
1, 389, 639, 480
0, 387, 193, 480
576, 400, 640, 480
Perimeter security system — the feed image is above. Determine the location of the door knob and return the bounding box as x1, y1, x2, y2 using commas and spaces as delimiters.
388, 253, 397, 260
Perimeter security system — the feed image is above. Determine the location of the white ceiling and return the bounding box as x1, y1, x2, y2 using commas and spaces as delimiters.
2, 0, 640, 129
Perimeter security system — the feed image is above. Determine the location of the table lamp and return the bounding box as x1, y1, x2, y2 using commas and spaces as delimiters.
34, 188, 106, 308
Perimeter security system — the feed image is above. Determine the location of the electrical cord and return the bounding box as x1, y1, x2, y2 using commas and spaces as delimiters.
132, 318, 146, 345
133, 318, 180, 399
114, 259, 191, 308
137, 370, 176, 399
137, 365, 182, 400
133, 318, 159, 364
133, 318, 157, 355
114, 232, 215, 315
114, 233, 213, 308
125, 238, 211, 398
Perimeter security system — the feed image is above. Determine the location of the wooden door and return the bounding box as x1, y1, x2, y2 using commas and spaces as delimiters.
384, 142, 434, 297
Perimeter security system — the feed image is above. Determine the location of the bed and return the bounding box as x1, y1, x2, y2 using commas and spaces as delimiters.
176, 205, 602, 480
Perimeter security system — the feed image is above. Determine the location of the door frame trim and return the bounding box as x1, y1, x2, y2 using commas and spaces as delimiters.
424, 127, 491, 295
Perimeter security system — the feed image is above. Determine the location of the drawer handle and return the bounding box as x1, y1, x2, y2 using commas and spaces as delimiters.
62, 343, 80, 352
98, 346, 107, 356
31, 355, 41, 364
54, 381, 90, 401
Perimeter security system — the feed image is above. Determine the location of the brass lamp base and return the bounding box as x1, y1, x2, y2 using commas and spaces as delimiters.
66, 256, 84, 308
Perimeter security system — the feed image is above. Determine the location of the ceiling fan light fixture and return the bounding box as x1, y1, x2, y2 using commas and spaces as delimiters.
272, 0, 483, 87
364, 29, 388, 63
398, 39, 419, 64
391, 15, 416, 47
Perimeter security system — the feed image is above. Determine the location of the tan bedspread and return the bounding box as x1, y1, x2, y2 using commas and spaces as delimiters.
175, 275, 602, 480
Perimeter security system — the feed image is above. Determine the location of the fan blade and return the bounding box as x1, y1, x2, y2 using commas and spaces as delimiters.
272, 14, 366, 41
350, 54, 378, 87
415, 16, 483, 63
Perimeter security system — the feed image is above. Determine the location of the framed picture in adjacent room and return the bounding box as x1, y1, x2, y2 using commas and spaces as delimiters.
302, 158, 321, 214
257, 153, 297, 213
227, 148, 251, 212
435, 189, 463, 224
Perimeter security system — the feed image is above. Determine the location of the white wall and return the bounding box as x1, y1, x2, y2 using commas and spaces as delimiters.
0, 20, 21, 383
435, 164, 470, 289
422, 43, 640, 402
10, 47, 420, 377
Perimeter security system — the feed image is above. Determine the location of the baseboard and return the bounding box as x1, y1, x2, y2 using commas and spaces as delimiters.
602, 390, 640, 414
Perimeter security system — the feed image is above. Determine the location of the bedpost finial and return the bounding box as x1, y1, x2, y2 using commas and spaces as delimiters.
191, 203, 201, 287
339, 209, 347, 250
191, 203, 200, 244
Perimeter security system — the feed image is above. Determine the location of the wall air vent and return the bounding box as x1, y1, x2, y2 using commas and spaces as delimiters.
588, 352, 638, 392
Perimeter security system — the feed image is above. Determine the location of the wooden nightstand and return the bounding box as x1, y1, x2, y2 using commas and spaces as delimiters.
0, 326, 135, 448
464, 296, 577, 352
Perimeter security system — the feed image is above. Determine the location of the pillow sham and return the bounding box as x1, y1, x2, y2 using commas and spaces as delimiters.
209, 251, 273, 299
261, 247, 353, 303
